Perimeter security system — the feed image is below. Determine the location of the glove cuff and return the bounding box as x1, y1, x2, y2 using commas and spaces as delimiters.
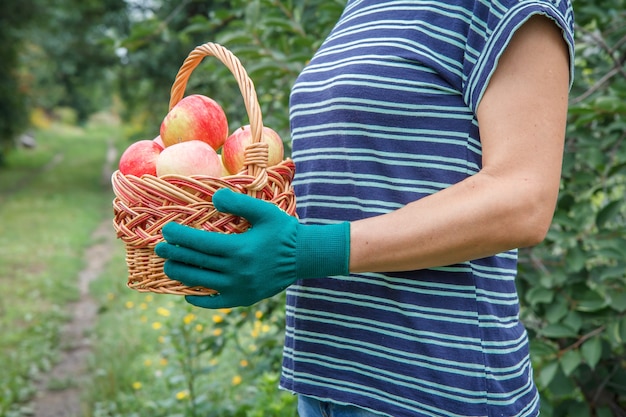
295, 222, 351, 279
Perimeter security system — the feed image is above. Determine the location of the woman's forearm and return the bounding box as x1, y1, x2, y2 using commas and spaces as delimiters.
349, 169, 558, 273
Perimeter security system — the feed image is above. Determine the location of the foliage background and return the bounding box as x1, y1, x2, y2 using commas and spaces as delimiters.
517, 2, 626, 415
0, 0, 625, 416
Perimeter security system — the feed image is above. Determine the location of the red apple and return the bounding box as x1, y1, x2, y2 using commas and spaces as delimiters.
156, 140, 223, 177
218, 154, 232, 177
222, 125, 284, 174
160, 94, 229, 151
153, 135, 165, 149
118, 139, 163, 177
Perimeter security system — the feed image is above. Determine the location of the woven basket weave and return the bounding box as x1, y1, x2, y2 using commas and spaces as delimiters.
111, 42, 297, 295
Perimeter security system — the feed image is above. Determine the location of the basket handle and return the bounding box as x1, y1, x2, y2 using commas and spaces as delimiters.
168, 42, 268, 193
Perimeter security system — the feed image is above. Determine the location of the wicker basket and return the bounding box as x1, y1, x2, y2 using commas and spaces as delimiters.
111, 42, 297, 295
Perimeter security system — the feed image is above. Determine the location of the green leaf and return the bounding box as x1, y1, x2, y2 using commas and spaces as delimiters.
596, 200, 623, 229
593, 95, 626, 113
541, 324, 578, 338
263, 17, 301, 32
537, 361, 559, 389
596, 263, 626, 283
576, 299, 610, 313
547, 365, 577, 398
567, 403, 592, 417
581, 336, 603, 369
248, 61, 290, 77
607, 161, 626, 176
562, 311, 583, 333
245, 0, 262, 27
575, 290, 610, 312
545, 298, 569, 324
525, 287, 554, 307
539, 270, 568, 288
529, 339, 558, 359
609, 290, 626, 313
608, 320, 623, 347
560, 349, 582, 376
566, 244, 586, 273
181, 22, 212, 36
217, 30, 255, 45
596, 407, 614, 417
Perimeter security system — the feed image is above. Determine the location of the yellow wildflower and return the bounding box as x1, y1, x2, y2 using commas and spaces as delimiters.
183, 313, 196, 324
255, 311, 263, 319
195, 324, 204, 332
212, 315, 224, 323
139, 303, 148, 310
240, 359, 249, 367
232, 375, 242, 385
213, 328, 223, 336
176, 390, 189, 400
218, 308, 232, 315
251, 320, 262, 338
125, 301, 134, 309
152, 322, 162, 330
157, 307, 171, 317
132, 381, 142, 390
144, 359, 153, 367
160, 358, 168, 366
145, 295, 153, 302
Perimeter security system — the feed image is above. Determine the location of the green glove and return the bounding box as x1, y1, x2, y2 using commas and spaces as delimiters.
154, 188, 350, 308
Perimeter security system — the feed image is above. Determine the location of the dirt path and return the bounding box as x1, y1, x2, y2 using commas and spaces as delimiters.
32, 220, 116, 417
31, 140, 118, 417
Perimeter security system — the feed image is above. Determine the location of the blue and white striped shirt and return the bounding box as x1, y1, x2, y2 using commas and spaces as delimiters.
280, 1, 575, 416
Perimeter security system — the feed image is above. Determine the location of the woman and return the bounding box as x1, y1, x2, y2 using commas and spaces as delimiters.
156, 1, 575, 415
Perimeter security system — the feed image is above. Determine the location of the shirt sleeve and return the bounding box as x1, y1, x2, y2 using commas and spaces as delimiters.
463, 0, 576, 113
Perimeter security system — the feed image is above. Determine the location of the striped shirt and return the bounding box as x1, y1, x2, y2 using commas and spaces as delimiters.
280, 1, 575, 416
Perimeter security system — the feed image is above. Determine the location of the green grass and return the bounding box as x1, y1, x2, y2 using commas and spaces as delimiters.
0, 116, 122, 416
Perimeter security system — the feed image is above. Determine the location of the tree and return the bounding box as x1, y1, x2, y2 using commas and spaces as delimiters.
0, 0, 37, 161
0, 0, 128, 163
23, 0, 129, 122
112, 0, 346, 143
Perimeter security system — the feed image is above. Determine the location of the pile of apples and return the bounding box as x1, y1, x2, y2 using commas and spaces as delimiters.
118, 94, 284, 178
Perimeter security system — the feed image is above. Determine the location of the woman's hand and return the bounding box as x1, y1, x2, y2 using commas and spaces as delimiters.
155, 188, 350, 308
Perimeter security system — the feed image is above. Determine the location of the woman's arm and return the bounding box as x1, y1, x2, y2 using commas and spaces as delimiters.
349, 15, 571, 273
